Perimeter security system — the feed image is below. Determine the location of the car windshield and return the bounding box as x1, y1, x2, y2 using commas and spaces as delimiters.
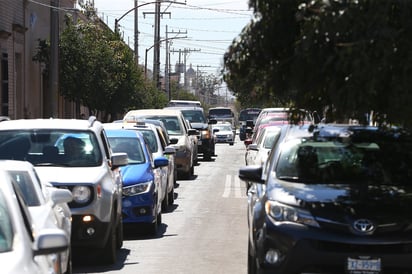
141, 116, 183, 135
275, 136, 412, 185
108, 137, 145, 164
0, 191, 13, 253
0, 130, 102, 167
181, 110, 206, 123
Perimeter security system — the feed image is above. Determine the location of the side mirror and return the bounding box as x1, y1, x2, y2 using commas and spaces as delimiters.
49, 187, 73, 205
164, 146, 176, 155
111, 152, 128, 169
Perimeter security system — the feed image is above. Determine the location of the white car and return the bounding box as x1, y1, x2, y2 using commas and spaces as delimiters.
0, 160, 73, 274
124, 109, 198, 179
0, 116, 128, 265
212, 122, 235, 145
245, 125, 282, 166
0, 168, 69, 274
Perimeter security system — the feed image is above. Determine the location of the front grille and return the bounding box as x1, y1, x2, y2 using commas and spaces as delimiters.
313, 240, 412, 254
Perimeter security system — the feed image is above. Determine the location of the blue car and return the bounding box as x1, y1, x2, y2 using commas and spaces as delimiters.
105, 129, 169, 235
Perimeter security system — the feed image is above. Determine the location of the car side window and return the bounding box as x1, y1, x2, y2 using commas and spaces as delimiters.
156, 128, 167, 151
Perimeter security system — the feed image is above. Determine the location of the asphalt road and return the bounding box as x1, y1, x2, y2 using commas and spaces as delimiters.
73, 138, 248, 274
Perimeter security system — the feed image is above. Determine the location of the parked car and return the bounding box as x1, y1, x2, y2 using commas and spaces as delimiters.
212, 122, 235, 145
124, 109, 198, 179
105, 128, 169, 234
0, 160, 73, 274
105, 120, 176, 208
0, 168, 69, 274
0, 116, 128, 265
164, 106, 217, 161
239, 124, 412, 274
245, 125, 282, 166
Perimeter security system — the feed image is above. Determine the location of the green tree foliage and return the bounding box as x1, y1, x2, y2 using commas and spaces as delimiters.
223, 0, 412, 127
59, 15, 147, 121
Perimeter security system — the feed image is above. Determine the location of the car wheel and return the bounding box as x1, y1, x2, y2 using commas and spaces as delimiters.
102, 218, 117, 264
204, 151, 212, 161
168, 186, 174, 205
150, 211, 161, 235
162, 189, 169, 211
248, 240, 257, 274
116, 216, 123, 250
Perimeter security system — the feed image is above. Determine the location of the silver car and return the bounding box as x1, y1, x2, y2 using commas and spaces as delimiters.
124, 109, 198, 179
0, 160, 73, 273
0, 169, 69, 274
0, 116, 128, 265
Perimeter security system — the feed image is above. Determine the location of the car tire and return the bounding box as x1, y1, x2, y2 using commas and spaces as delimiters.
150, 211, 161, 235
168, 186, 174, 205
116, 216, 123, 250
102, 219, 117, 265
162, 190, 169, 211
204, 151, 212, 161
248, 240, 257, 274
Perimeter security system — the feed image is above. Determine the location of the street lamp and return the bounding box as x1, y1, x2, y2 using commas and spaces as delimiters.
144, 36, 185, 79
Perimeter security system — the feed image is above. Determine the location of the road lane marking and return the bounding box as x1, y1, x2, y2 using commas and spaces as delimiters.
222, 174, 231, 198
222, 175, 246, 198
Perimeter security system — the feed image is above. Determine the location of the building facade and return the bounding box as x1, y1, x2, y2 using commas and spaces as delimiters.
0, 0, 79, 119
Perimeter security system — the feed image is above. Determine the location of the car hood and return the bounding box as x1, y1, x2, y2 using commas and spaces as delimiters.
190, 122, 208, 130
120, 163, 153, 186
269, 180, 412, 224
34, 166, 108, 185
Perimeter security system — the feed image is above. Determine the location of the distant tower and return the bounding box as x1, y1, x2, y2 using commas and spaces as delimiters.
185, 63, 196, 91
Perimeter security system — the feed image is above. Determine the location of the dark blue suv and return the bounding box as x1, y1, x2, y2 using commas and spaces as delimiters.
240, 124, 412, 274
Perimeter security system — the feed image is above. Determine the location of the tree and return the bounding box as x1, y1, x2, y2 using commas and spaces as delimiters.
59, 15, 147, 121
223, 0, 412, 127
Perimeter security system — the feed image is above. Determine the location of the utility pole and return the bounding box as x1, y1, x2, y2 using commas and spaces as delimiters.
165, 27, 187, 100
154, 1, 161, 88
134, 0, 139, 66
49, 0, 59, 118
196, 65, 211, 103
143, 5, 170, 89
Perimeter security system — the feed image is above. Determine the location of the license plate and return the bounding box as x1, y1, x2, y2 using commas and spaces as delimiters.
347, 257, 381, 273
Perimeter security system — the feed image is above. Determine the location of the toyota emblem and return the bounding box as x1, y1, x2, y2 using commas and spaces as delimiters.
353, 219, 375, 234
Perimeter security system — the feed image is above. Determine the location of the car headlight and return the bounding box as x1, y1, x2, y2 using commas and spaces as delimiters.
201, 130, 211, 139
265, 201, 319, 227
123, 180, 153, 196
72, 186, 92, 204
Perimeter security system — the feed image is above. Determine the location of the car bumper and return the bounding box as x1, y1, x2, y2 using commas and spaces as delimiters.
175, 150, 192, 173
71, 214, 111, 248
121, 193, 156, 224
215, 136, 233, 143
197, 138, 214, 154
254, 221, 412, 273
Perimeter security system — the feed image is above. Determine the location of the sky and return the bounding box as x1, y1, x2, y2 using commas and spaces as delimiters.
91, 0, 253, 79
